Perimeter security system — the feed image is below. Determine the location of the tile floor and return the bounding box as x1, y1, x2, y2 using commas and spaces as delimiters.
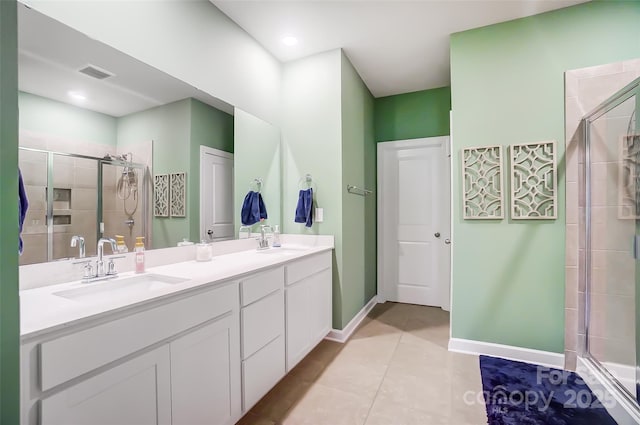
240, 302, 489, 425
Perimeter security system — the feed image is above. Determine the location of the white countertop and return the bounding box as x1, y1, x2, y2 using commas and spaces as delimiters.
20, 242, 333, 340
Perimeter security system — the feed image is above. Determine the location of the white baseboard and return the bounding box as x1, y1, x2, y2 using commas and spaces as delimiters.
325, 296, 378, 343
448, 337, 565, 369
577, 357, 640, 425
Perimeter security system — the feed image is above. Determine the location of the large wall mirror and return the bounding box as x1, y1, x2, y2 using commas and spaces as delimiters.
18, 4, 282, 265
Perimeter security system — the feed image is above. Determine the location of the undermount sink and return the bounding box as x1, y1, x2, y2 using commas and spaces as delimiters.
256, 245, 310, 254
54, 274, 189, 302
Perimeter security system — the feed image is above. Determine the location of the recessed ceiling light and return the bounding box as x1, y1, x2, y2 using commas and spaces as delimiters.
282, 36, 298, 46
68, 91, 87, 101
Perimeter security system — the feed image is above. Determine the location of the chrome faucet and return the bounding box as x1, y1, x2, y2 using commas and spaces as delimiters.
238, 225, 252, 239
70, 235, 85, 258
96, 238, 117, 277
257, 225, 273, 250
73, 237, 124, 283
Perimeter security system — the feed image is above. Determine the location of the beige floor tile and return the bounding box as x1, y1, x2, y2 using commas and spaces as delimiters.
237, 412, 276, 425
352, 318, 404, 340
366, 303, 412, 329
281, 383, 374, 425
250, 374, 311, 422
402, 318, 449, 348
316, 356, 387, 399
247, 303, 487, 425
386, 341, 450, 380
376, 372, 452, 414
287, 357, 328, 383
336, 333, 400, 367
448, 400, 488, 425
305, 340, 344, 364
364, 398, 450, 425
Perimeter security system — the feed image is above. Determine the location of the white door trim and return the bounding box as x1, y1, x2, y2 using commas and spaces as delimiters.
377, 136, 451, 308
199, 146, 234, 241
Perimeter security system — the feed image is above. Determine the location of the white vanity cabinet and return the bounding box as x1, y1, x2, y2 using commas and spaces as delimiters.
21, 281, 241, 425
40, 345, 172, 425
285, 251, 332, 371
239, 266, 286, 412
170, 314, 240, 425
21, 246, 334, 425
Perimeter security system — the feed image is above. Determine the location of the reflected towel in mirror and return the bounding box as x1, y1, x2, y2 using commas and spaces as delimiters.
241, 191, 268, 226
19, 168, 29, 255
294, 188, 313, 228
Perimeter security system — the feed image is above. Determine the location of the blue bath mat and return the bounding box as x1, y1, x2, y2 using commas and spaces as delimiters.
479, 355, 617, 425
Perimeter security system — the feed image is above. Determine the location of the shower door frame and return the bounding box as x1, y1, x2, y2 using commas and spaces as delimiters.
19, 147, 148, 262
582, 76, 640, 414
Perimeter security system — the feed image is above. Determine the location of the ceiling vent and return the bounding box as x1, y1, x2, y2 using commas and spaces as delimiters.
78, 64, 114, 80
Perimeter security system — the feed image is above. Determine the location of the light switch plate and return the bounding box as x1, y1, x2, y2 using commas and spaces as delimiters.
315, 208, 324, 223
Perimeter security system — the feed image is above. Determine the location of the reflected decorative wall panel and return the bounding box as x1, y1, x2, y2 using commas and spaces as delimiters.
510, 141, 557, 219
153, 174, 169, 217
170, 172, 186, 217
462, 145, 504, 219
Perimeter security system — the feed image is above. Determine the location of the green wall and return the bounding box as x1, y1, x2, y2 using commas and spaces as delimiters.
117, 99, 192, 249
282, 49, 344, 327
341, 51, 377, 326
0, 0, 20, 422
233, 108, 281, 234
282, 49, 375, 329
451, 1, 640, 353
117, 98, 233, 248
189, 98, 234, 241
19, 92, 118, 146
375, 87, 451, 142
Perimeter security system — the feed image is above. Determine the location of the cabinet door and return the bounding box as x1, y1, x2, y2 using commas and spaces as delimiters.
310, 268, 332, 344
171, 314, 241, 425
285, 278, 312, 371
286, 267, 332, 371
41, 346, 171, 425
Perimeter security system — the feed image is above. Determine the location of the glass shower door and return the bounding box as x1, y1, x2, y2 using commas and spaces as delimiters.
586, 87, 638, 400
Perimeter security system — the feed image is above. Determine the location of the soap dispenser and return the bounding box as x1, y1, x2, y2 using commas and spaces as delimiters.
115, 235, 128, 253
272, 224, 281, 247
134, 236, 145, 273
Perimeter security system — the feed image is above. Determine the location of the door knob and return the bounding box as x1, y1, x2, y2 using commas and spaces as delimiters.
207, 230, 214, 240
434, 232, 441, 238
445, 239, 451, 244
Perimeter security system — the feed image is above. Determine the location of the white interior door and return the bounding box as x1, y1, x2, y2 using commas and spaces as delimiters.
378, 137, 451, 307
200, 146, 234, 242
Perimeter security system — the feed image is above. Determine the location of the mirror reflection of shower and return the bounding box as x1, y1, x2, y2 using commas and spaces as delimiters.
105, 153, 139, 236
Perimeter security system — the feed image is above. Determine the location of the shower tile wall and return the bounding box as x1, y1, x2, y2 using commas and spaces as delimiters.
565, 58, 640, 370
20, 149, 48, 265
19, 130, 116, 265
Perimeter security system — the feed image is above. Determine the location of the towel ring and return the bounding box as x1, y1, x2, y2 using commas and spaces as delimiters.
249, 178, 263, 192
298, 173, 316, 191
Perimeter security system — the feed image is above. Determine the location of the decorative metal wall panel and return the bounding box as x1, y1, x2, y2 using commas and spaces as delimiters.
170, 172, 186, 217
510, 141, 557, 219
153, 174, 169, 217
462, 145, 504, 219
618, 134, 640, 219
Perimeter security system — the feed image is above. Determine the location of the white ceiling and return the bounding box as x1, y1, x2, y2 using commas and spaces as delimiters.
18, 4, 232, 117
212, 0, 589, 97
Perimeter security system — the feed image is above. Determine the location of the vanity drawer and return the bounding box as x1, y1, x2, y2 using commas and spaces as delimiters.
241, 289, 284, 359
242, 335, 285, 412
240, 266, 284, 306
39, 281, 238, 392
285, 251, 331, 286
